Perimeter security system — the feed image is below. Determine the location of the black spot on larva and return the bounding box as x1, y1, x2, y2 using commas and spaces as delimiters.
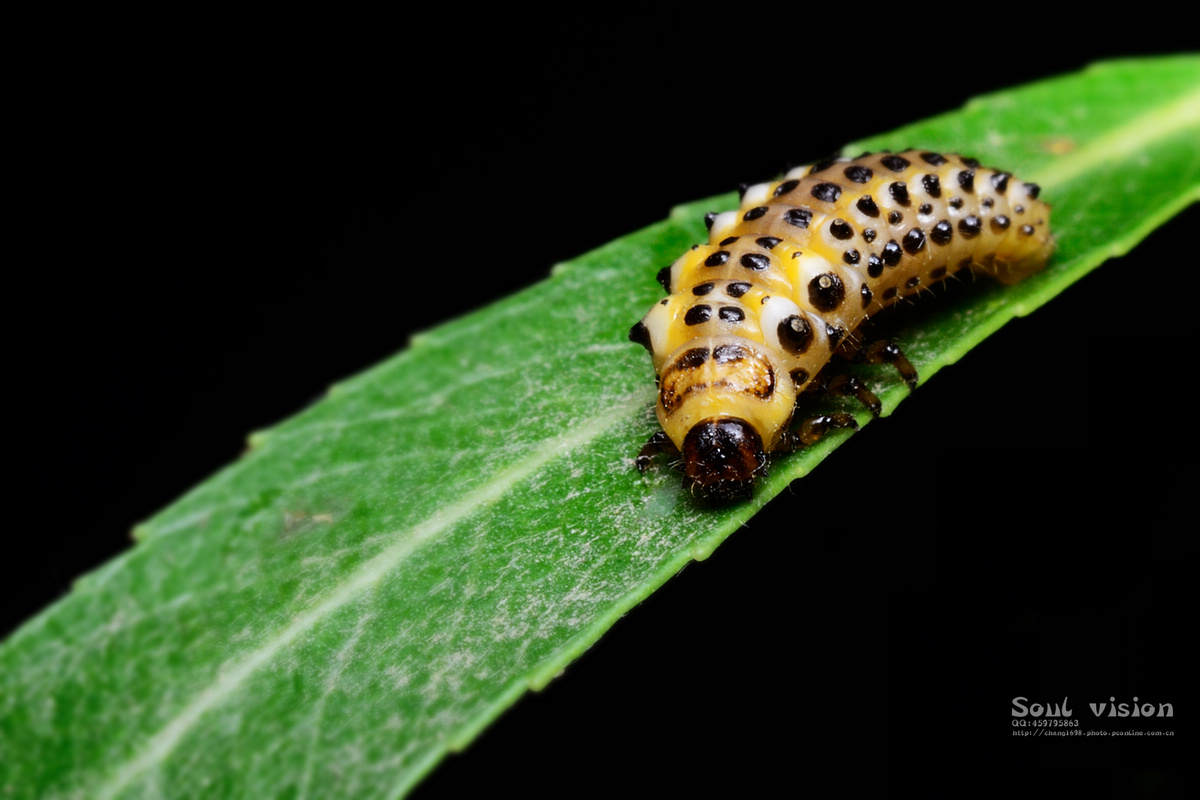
863, 228, 876, 243
737, 183, 749, 200
718, 306, 745, 322
856, 195, 880, 217
991, 173, 1010, 193
888, 210, 903, 225
881, 154, 910, 172
810, 157, 839, 174
774, 179, 800, 197
921, 174, 942, 198
931, 266, 947, 280
983, 197, 995, 208
790, 368, 809, 385
704, 212, 717, 229
919, 203, 933, 216
784, 208, 813, 228
867, 254, 884, 278
1025, 182, 1041, 199
1015, 205, 1027, 216
692, 282, 715, 296
958, 215, 982, 237
931, 220, 953, 245
726, 281, 752, 298
902, 228, 926, 255
906, 276, 921, 289
713, 343, 748, 364
949, 197, 963, 209
743, 206, 768, 221
920, 151, 948, 166
843, 249, 860, 265
675, 347, 709, 370
777, 315, 813, 354
889, 182, 910, 206
882, 240, 902, 266
861, 283, 873, 308
882, 286, 898, 300
740, 253, 770, 271
628, 320, 651, 350
1020, 224, 1035, 236
685, 305, 712, 325
991, 215, 1011, 233
756, 236, 782, 249
844, 165, 873, 183
660, 298, 669, 305
957, 169, 975, 193
830, 219, 853, 240
705, 251, 730, 267
812, 183, 842, 203
808, 273, 845, 312
963, 156, 981, 169
826, 324, 846, 347
719, 236, 739, 246
656, 266, 672, 291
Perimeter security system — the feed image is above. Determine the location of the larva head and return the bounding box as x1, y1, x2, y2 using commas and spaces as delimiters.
682, 417, 766, 502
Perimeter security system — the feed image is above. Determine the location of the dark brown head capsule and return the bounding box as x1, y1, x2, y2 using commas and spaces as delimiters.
682, 417, 766, 502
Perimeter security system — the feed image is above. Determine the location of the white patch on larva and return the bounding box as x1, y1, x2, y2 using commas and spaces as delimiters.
707, 210, 738, 239
741, 182, 771, 205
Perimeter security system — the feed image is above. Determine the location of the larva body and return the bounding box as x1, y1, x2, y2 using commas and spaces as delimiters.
629, 150, 1053, 500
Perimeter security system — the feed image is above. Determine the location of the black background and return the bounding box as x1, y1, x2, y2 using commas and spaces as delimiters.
8, 33, 1196, 797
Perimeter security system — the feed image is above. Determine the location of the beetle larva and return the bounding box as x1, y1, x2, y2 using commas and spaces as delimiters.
629, 149, 1053, 501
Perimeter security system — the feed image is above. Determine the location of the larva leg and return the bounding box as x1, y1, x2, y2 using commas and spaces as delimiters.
778, 414, 859, 452
858, 340, 918, 390
797, 372, 881, 417
635, 431, 679, 473
826, 374, 882, 418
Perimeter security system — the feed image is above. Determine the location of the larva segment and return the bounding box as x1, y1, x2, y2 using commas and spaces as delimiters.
631, 150, 1053, 500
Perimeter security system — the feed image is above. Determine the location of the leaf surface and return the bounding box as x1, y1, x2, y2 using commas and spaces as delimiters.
3, 56, 1198, 799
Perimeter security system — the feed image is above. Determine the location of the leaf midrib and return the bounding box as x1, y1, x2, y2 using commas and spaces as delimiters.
94, 393, 644, 800
1027, 83, 1200, 188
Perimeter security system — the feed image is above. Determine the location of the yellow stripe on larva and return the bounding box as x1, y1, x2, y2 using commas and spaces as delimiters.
631, 149, 1053, 500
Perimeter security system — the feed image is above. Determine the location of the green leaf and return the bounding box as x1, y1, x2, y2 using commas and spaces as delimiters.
4, 56, 1198, 799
